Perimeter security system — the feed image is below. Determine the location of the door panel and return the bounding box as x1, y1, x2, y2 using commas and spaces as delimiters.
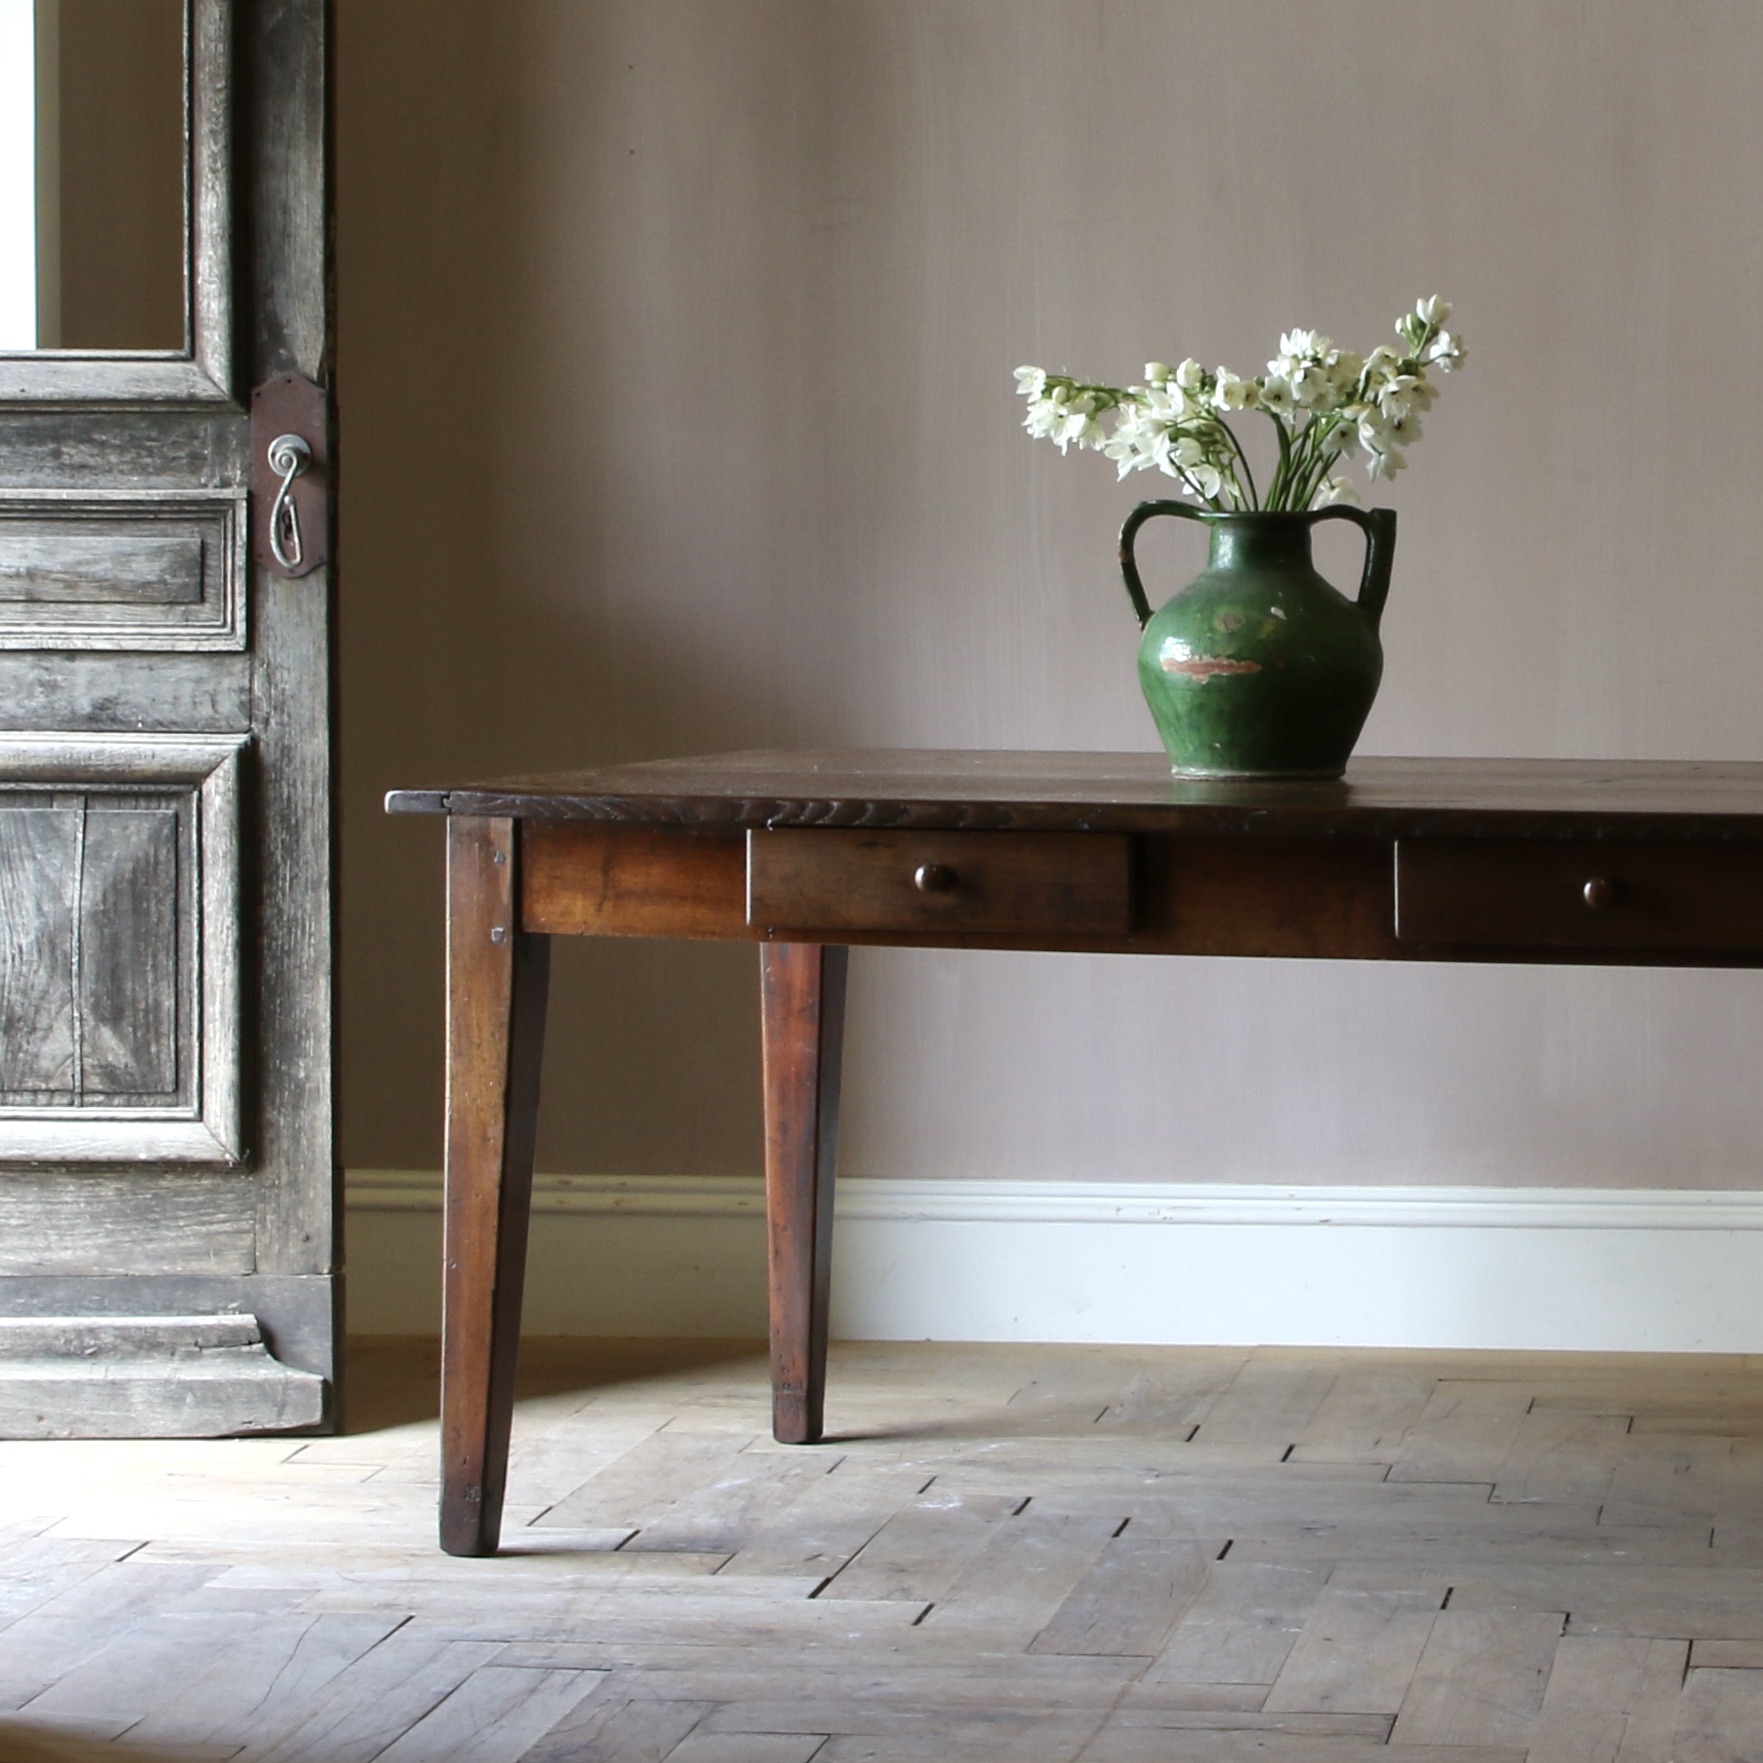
0, 656, 253, 733
0, 490, 247, 648
78, 808, 180, 1096
0, 807, 78, 1091
0, 800, 180, 1103
0, 0, 334, 1436
0, 734, 243, 1163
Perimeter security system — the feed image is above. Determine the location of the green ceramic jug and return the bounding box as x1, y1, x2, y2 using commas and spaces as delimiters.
1119, 502, 1397, 779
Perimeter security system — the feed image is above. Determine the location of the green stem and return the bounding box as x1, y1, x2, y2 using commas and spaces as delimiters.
1286, 417, 1319, 510
1287, 415, 1320, 510
1265, 413, 1295, 510
1291, 420, 1333, 509
1221, 421, 1259, 510
1299, 448, 1336, 510
1294, 414, 1351, 509
1296, 460, 1327, 510
1287, 421, 1318, 510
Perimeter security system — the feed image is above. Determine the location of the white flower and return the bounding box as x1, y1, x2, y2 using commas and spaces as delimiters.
1366, 444, 1407, 480
1415, 295, 1451, 328
1021, 397, 1062, 440
1258, 375, 1296, 426
1325, 350, 1364, 400
1102, 405, 1163, 478
1290, 356, 1340, 409
1056, 411, 1087, 445
1020, 380, 1113, 453
1375, 373, 1425, 421
1105, 444, 1153, 482
1311, 474, 1359, 507
1273, 331, 1335, 392
1181, 460, 1224, 500
1138, 429, 1226, 503
1013, 366, 1047, 398
1144, 361, 1171, 385
1212, 369, 1255, 412
1356, 408, 1394, 454
1425, 330, 1465, 371
1054, 398, 1107, 452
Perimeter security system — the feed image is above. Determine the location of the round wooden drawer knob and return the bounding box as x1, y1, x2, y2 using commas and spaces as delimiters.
1583, 877, 1618, 910
914, 862, 957, 894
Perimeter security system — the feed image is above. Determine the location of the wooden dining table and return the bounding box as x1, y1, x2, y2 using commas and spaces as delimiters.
388, 749, 1763, 1555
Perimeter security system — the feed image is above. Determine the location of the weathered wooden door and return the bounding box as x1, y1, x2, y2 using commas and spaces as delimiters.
0, 0, 334, 1434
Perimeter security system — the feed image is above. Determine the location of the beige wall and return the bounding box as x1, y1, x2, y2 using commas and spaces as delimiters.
338, 0, 1763, 1190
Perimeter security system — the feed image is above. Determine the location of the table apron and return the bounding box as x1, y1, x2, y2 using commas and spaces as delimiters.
515, 820, 1763, 967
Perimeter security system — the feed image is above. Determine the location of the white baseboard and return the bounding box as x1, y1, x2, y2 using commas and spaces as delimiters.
344, 1172, 1763, 1354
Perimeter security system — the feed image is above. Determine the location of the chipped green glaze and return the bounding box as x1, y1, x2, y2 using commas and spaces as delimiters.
1119, 503, 1397, 779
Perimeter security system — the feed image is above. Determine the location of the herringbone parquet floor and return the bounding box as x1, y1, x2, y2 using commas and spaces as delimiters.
3, 1337, 1763, 1761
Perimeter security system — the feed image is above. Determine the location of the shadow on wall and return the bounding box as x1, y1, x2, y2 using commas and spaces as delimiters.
344, 516, 775, 1176
337, 0, 783, 1176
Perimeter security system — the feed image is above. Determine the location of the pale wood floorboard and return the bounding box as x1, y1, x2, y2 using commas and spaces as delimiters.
2, 1338, 1763, 1759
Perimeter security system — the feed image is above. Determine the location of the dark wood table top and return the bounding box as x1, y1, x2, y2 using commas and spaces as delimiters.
386, 750, 1763, 841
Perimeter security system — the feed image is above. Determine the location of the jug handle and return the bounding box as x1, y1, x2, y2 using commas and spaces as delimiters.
1309, 505, 1398, 631
1118, 499, 1209, 631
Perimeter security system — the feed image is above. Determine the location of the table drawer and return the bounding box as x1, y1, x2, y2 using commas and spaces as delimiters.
747, 828, 1132, 936
1395, 838, 1763, 950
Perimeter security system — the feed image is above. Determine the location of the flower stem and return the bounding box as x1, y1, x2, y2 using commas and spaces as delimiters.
1222, 423, 1259, 510
1266, 414, 1295, 511
1291, 422, 1329, 509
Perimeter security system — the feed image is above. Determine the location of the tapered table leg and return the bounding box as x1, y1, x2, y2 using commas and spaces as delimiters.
439, 816, 550, 1556
760, 941, 849, 1445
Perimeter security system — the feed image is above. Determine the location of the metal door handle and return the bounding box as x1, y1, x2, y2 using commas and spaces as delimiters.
251, 374, 329, 578
266, 433, 312, 572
